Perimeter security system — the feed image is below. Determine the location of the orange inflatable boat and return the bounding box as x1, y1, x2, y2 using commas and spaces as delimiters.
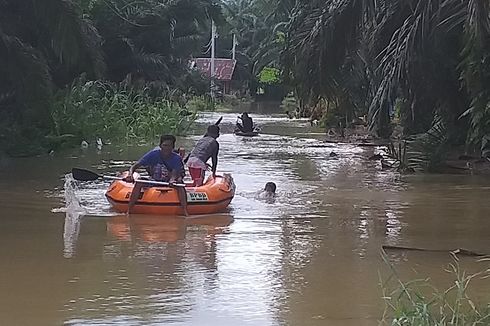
105, 173, 235, 215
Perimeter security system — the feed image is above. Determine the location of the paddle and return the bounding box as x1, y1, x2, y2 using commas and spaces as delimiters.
71, 168, 185, 187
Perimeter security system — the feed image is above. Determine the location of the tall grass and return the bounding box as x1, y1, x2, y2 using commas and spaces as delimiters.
185, 93, 252, 113
185, 95, 216, 112
380, 252, 490, 325
50, 78, 197, 145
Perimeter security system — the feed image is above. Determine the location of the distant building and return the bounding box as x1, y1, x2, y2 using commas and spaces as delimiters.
191, 58, 237, 94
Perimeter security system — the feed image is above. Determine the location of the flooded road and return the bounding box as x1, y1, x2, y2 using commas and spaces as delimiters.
0, 108, 489, 325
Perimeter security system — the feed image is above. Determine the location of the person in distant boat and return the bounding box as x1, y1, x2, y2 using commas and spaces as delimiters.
236, 112, 254, 133
123, 134, 188, 215
186, 125, 220, 186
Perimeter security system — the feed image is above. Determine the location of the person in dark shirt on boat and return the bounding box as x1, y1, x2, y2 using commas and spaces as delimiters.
186, 125, 220, 186
236, 112, 254, 133
123, 134, 188, 215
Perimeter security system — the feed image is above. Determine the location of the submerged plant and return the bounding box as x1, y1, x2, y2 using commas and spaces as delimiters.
384, 141, 411, 173
384, 117, 450, 173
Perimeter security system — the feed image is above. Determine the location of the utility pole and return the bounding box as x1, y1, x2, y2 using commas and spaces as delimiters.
232, 34, 236, 60
210, 20, 216, 100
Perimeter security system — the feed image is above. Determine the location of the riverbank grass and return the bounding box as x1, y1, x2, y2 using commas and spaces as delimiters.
50, 80, 197, 144
0, 79, 200, 157
380, 253, 490, 325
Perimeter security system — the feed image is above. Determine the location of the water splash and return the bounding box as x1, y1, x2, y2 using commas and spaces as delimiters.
64, 174, 86, 212
62, 174, 87, 258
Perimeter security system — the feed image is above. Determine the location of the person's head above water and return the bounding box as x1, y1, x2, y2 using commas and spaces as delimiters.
206, 125, 220, 139
264, 182, 276, 193
242, 112, 249, 118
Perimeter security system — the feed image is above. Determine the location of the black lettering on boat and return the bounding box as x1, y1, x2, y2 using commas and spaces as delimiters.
124, 192, 143, 199
187, 192, 209, 202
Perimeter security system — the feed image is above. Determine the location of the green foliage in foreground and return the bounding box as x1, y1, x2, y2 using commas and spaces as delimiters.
381, 253, 490, 325
50, 79, 197, 146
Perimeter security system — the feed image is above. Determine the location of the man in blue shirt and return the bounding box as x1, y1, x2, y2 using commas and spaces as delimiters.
124, 135, 188, 215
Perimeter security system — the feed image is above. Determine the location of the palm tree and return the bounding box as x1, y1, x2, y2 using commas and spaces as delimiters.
222, 0, 293, 94
222, 0, 264, 87
283, 0, 366, 120
252, 0, 294, 73
89, 0, 223, 89
283, 0, 490, 153
0, 0, 104, 124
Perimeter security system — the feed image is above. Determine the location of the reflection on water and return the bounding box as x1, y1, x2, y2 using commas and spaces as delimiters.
106, 214, 233, 243
63, 211, 83, 259
0, 109, 490, 325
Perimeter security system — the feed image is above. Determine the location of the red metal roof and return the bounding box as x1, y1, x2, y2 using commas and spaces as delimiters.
192, 58, 237, 81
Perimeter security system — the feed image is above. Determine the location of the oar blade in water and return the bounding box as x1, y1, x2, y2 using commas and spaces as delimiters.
72, 168, 101, 181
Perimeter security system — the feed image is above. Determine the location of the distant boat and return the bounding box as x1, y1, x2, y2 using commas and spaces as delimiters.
234, 130, 260, 137
234, 127, 260, 137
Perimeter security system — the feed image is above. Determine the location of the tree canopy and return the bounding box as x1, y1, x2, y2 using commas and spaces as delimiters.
1, 0, 489, 158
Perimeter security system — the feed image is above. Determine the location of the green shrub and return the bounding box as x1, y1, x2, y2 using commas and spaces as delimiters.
49, 78, 197, 145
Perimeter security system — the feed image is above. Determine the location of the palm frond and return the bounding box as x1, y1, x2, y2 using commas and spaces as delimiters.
0, 30, 52, 113
284, 0, 364, 101
458, 0, 490, 151
34, 0, 106, 77
404, 116, 449, 171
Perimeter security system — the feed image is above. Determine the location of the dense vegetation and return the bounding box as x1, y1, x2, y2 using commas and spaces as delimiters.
381, 253, 490, 325
2, 1, 489, 320
284, 1, 490, 168
227, 0, 490, 168
0, 0, 220, 155
1, 0, 489, 163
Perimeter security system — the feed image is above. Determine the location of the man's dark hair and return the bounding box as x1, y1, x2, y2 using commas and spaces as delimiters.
160, 134, 176, 146
206, 125, 220, 137
265, 182, 276, 193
